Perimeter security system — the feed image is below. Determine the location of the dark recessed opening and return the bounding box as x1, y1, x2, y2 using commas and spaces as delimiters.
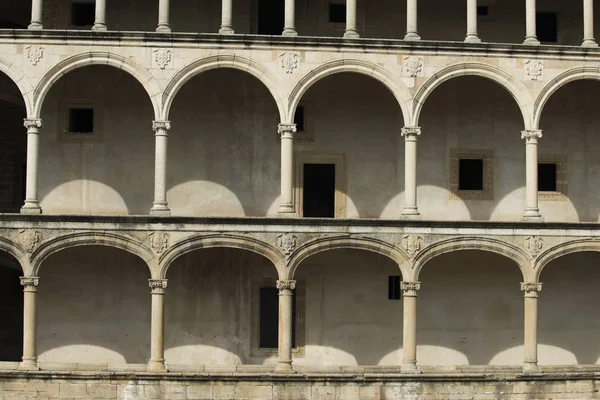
388, 276, 401, 300
68, 108, 94, 134
259, 287, 296, 349
294, 106, 305, 132
258, 0, 284, 35
71, 2, 95, 26
537, 12, 558, 42
458, 159, 484, 191
538, 163, 558, 192
477, 6, 489, 16
329, 3, 346, 23
303, 163, 335, 218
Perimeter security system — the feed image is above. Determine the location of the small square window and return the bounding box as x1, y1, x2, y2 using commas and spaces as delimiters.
329, 3, 346, 23
477, 6, 489, 16
450, 149, 493, 200
538, 154, 567, 201
459, 159, 484, 191
71, 2, 95, 27
294, 106, 305, 133
68, 108, 94, 134
388, 276, 401, 300
538, 163, 557, 192
537, 12, 558, 43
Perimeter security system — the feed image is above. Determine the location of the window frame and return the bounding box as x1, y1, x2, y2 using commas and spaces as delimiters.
538, 153, 567, 201
58, 100, 103, 143
450, 149, 494, 201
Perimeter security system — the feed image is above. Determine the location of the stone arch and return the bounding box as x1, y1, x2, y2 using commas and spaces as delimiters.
0, 57, 34, 115
30, 231, 157, 277
0, 236, 30, 275
534, 238, 600, 281
32, 52, 162, 119
413, 62, 534, 130
534, 66, 600, 129
287, 236, 409, 280
288, 59, 413, 125
411, 236, 530, 282
162, 55, 286, 122
158, 233, 285, 279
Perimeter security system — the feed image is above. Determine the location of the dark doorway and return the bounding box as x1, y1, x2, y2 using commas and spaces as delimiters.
259, 286, 296, 348
258, 0, 284, 35
303, 163, 335, 218
0, 258, 23, 361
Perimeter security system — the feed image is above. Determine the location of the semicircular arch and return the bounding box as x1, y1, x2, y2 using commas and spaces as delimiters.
162, 55, 286, 122
288, 59, 413, 125
0, 236, 30, 275
535, 238, 600, 281
413, 62, 534, 130
32, 52, 161, 119
0, 57, 34, 115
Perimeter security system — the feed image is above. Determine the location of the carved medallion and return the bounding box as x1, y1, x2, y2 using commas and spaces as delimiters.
18, 229, 40, 252
148, 232, 169, 254
524, 60, 544, 81
403, 56, 424, 77
26, 45, 43, 65
279, 52, 299, 74
153, 48, 172, 69
402, 235, 423, 258
277, 233, 297, 257
524, 236, 543, 258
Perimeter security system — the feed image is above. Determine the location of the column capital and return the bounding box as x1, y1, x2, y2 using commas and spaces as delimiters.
149, 279, 168, 294
521, 282, 542, 298
277, 280, 296, 295
24, 119, 42, 133
401, 281, 421, 297
278, 123, 297, 139
153, 120, 171, 133
521, 129, 542, 143
401, 126, 421, 140
20, 276, 39, 292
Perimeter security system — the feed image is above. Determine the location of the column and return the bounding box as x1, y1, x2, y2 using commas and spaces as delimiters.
20, 277, 39, 370
405, 0, 420, 40
465, 0, 481, 42
21, 119, 42, 214
29, 0, 43, 29
278, 124, 296, 215
582, 0, 598, 46
401, 281, 420, 373
93, 0, 107, 31
282, 0, 297, 36
401, 127, 421, 219
521, 282, 542, 373
157, 0, 171, 33
148, 279, 168, 371
522, 130, 543, 221
276, 280, 296, 372
150, 121, 171, 216
524, 0, 540, 44
344, 0, 359, 38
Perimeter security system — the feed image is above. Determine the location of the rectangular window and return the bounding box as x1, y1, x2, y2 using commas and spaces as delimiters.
294, 106, 305, 133
477, 6, 489, 16
71, 2, 95, 27
329, 3, 346, 23
538, 163, 558, 192
537, 12, 558, 43
388, 276, 401, 300
68, 108, 94, 134
303, 164, 335, 218
259, 287, 296, 349
458, 159, 484, 191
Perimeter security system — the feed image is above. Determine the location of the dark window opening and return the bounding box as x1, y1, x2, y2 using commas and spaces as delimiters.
538, 163, 557, 192
258, 0, 284, 35
303, 163, 335, 218
537, 12, 558, 42
68, 108, 94, 134
0, 265, 24, 361
259, 287, 296, 349
294, 106, 305, 132
388, 276, 401, 300
329, 3, 346, 23
477, 6, 489, 16
458, 159, 484, 191
0, 19, 27, 29
71, 2, 95, 26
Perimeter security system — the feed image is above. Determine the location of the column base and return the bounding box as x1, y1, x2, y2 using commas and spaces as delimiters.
282, 28, 298, 37
150, 204, 171, 216
401, 362, 421, 374
401, 207, 421, 220
582, 39, 599, 47
522, 210, 544, 222
219, 26, 235, 35
20, 202, 42, 215
404, 32, 421, 41
19, 359, 39, 370
523, 36, 540, 45
277, 203, 296, 217
28, 22, 43, 30
343, 30, 360, 39
156, 25, 172, 33
274, 362, 295, 374
464, 34, 481, 43
92, 23, 108, 31
523, 362, 542, 375
147, 359, 168, 372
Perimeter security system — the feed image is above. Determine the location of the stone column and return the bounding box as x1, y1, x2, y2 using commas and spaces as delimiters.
21, 119, 42, 215
465, 0, 481, 42
282, 0, 297, 36
276, 280, 296, 372
157, 0, 171, 33
522, 130, 543, 221
401, 127, 421, 219
524, 0, 540, 44
148, 279, 168, 371
20, 277, 39, 370
344, 0, 359, 38
583, 0, 598, 46
278, 124, 296, 216
150, 121, 171, 216
93, 0, 107, 31
521, 282, 542, 373
29, 0, 43, 29
405, 0, 420, 40
401, 281, 420, 373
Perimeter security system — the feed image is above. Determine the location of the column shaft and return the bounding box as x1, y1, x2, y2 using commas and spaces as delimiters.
522, 282, 542, 373
405, 0, 420, 40
150, 121, 171, 216
524, 0, 540, 44
148, 280, 167, 371
276, 280, 296, 373
401, 281, 420, 373
93, 0, 107, 31
282, 0, 297, 36
465, 0, 481, 42
344, 0, 359, 38
278, 124, 296, 215
401, 127, 421, 219
157, 0, 171, 33
522, 130, 543, 221
21, 119, 42, 214
583, 0, 598, 46
29, 0, 43, 29
20, 277, 39, 370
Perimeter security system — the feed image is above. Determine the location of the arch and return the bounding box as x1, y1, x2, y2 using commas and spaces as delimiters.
287, 236, 409, 280
534, 66, 600, 129
411, 236, 530, 282
413, 62, 534, 130
0, 236, 29, 275
32, 52, 161, 119
30, 231, 156, 276
162, 55, 286, 122
159, 233, 285, 279
288, 59, 413, 125
0, 57, 33, 115
534, 238, 600, 281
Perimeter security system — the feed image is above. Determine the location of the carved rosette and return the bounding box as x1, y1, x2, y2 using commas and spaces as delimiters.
400, 281, 421, 297
277, 123, 297, 139
402, 235, 424, 258
148, 232, 170, 254
524, 236, 543, 258
18, 229, 40, 253
277, 233, 297, 258
276, 280, 296, 295
521, 130, 543, 144
521, 282, 542, 298
401, 126, 421, 141
20, 276, 39, 292
149, 279, 168, 294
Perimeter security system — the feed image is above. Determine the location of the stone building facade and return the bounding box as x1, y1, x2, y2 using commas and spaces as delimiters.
2, 0, 600, 399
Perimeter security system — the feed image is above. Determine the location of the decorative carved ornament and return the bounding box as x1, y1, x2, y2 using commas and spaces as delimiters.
279, 52, 299, 74
20, 276, 39, 288
26, 45, 44, 65
521, 282, 542, 298
18, 229, 40, 252
400, 281, 421, 296
149, 279, 168, 294
524, 60, 544, 81
277, 123, 297, 139
277, 233, 297, 258
276, 279, 296, 294
153, 48, 172, 69
148, 232, 169, 254
521, 130, 543, 144
152, 120, 171, 132
402, 235, 423, 258
24, 119, 42, 132
524, 236, 543, 258
401, 126, 421, 139
403, 56, 424, 77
